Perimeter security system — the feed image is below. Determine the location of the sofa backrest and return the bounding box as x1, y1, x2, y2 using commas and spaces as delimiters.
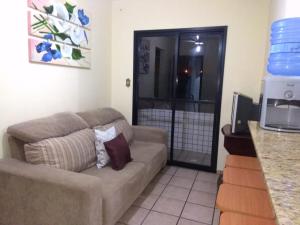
77, 108, 125, 128
7, 136, 27, 161
7, 112, 89, 161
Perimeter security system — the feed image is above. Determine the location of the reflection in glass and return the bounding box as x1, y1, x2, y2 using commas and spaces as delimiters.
138, 36, 176, 99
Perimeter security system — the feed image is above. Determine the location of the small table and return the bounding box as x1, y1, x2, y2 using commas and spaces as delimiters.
221, 124, 256, 157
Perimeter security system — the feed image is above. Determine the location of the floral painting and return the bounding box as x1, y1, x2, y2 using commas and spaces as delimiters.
28, 10, 91, 49
29, 37, 91, 68
28, 0, 91, 29
27, 0, 91, 68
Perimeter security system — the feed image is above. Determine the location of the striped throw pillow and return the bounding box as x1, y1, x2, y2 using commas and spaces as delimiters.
24, 129, 96, 172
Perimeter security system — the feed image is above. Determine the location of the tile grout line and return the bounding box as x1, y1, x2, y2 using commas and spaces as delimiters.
189, 189, 218, 196
165, 169, 218, 224
169, 176, 218, 195
175, 169, 198, 225
210, 174, 222, 225
139, 167, 178, 225
137, 196, 216, 211
121, 167, 219, 225
210, 195, 218, 225
186, 184, 217, 209
149, 209, 211, 225
150, 169, 177, 208
183, 201, 216, 210
122, 169, 170, 225
149, 206, 211, 225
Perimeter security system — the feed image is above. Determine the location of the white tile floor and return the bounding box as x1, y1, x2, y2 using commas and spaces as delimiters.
117, 166, 220, 225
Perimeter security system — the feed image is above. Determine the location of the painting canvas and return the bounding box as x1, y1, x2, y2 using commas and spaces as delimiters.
28, 10, 91, 49
27, 0, 91, 68
28, 0, 91, 30
138, 39, 150, 74
29, 37, 91, 68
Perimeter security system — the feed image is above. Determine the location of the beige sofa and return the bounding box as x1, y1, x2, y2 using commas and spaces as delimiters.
0, 108, 168, 225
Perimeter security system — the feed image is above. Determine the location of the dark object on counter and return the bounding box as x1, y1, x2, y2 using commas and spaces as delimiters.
222, 124, 256, 157
231, 92, 261, 134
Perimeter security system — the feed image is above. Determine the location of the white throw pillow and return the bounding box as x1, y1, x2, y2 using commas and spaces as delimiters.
94, 126, 116, 168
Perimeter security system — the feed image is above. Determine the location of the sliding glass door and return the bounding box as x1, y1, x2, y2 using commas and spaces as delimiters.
133, 27, 227, 172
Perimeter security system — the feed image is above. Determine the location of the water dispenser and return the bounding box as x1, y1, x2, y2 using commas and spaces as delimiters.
260, 75, 300, 132
267, 17, 300, 76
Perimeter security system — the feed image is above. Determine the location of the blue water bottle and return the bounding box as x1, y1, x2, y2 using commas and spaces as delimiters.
267, 17, 300, 76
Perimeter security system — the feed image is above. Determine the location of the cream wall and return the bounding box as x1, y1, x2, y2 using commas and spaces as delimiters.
111, 0, 271, 170
270, 0, 300, 21
0, 0, 112, 158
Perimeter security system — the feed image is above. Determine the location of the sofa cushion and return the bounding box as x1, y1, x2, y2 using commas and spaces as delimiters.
96, 119, 133, 144
7, 112, 89, 143
77, 108, 125, 128
24, 129, 96, 172
94, 127, 117, 168
130, 140, 167, 183
104, 134, 132, 171
81, 162, 146, 225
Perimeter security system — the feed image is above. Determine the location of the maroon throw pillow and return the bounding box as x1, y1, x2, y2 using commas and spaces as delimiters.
104, 133, 132, 170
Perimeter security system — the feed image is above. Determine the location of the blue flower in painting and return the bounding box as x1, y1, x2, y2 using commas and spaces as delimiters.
41, 51, 53, 62
43, 34, 53, 40
36, 42, 52, 53
36, 40, 62, 62
36, 43, 44, 53
78, 9, 89, 26
51, 49, 62, 60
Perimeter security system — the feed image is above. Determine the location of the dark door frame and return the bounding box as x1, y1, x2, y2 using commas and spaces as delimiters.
154, 47, 161, 98
132, 26, 227, 173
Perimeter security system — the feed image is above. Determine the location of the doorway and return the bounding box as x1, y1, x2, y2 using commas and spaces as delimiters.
133, 27, 227, 172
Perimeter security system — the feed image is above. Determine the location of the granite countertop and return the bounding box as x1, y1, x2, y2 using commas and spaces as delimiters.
248, 121, 300, 225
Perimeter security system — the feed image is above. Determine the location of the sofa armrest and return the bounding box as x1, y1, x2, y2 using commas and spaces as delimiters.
132, 126, 168, 146
0, 159, 103, 225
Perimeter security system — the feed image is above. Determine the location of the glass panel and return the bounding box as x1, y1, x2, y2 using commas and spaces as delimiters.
137, 36, 176, 99
172, 32, 221, 167
173, 102, 214, 166
137, 99, 172, 160
177, 33, 221, 102
135, 30, 225, 169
